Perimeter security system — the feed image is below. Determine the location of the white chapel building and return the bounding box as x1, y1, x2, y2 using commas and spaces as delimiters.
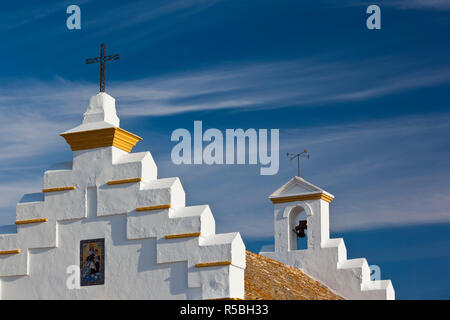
0, 92, 394, 300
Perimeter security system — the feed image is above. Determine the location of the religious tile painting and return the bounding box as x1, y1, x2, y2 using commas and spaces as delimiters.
80, 238, 105, 286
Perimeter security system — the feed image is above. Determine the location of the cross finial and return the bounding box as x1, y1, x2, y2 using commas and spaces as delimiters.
86, 44, 120, 93
287, 149, 309, 177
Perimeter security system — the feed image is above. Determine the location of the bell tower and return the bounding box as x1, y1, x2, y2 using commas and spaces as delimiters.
269, 176, 333, 253
261, 176, 395, 300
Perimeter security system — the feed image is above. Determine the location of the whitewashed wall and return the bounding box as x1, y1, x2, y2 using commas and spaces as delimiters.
260, 177, 395, 300
0, 93, 245, 300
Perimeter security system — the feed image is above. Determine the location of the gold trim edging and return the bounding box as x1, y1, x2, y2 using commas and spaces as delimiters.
270, 192, 333, 204
195, 261, 232, 268
165, 232, 201, 239
107, 178, 142, 185
42, 186, 76, 193
15, 218, 48, 225
60, 127, 142, 153
136, 204, 172, 212
0, 249, 20, 255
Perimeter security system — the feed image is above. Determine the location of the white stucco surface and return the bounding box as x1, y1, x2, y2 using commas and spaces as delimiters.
0, 92, 395, 300
0, 93, 245, 300
62, 93, 120, 133
260, 176, 395, 300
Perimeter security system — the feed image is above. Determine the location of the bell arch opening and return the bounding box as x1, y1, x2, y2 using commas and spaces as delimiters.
289, 206, 308, 251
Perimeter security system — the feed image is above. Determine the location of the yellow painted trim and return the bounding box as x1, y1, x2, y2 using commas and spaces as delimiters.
195, 261, 232, 268
321, 193, 334, 203
107, 178, 142, 185
15, 218, 48, 225
0, 249, 20, 255
270, 192, 333, 204
165, 232, 201, 239
60, 127, 142, 153
136, 204, 171, 212
42, 186, 76, 193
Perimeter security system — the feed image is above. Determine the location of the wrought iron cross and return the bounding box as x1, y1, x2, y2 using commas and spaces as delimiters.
86, 44, 120, 92
287, 149, 309, 177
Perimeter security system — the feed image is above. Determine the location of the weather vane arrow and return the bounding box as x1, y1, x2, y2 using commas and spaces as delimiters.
287, 149, 309, 177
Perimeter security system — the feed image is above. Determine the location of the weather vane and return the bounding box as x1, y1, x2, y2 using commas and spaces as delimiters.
287, 149, 309, 177
86, 44, 120, 93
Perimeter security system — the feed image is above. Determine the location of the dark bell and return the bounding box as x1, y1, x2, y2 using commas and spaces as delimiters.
294, 220, 307, 238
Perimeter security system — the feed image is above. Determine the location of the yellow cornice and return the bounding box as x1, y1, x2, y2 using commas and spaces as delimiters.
136, 204, 171, 212
165, 232, 201, 239
60, 127, 142, 153
15, 218, 48, 225
43, 186, 76, 193
195, 261, 232, 268
107, 178, 142, 185
270, 192, 333, 204
0, 249, 20, 255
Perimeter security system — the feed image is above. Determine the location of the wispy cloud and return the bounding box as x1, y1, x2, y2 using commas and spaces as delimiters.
0, 178, 43, 224
388, 0, 450, 11
333, 0, 450, 11
105, 58, 450, 115
1, 56, 448, 120
0, 0, 221, 55
281, 115, 450, 231
0, 112, 67, 161
1, 100, 449, 234
0, 57, 449, 233
0, 0, 92, 30
154, 113, 450, 236
0, 55, 448, 167
80, 0, 222, 51
86, 0, 220, 33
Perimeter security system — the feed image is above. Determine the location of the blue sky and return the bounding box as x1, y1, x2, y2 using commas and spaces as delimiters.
0, 0, 449, 299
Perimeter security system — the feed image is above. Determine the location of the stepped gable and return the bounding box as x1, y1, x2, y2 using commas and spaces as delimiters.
0, 92, 245, 300
261, 176, 395, 300
0, 91, 394, 300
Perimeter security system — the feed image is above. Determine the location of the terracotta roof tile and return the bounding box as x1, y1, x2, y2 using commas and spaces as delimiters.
244, 250, 343, 300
